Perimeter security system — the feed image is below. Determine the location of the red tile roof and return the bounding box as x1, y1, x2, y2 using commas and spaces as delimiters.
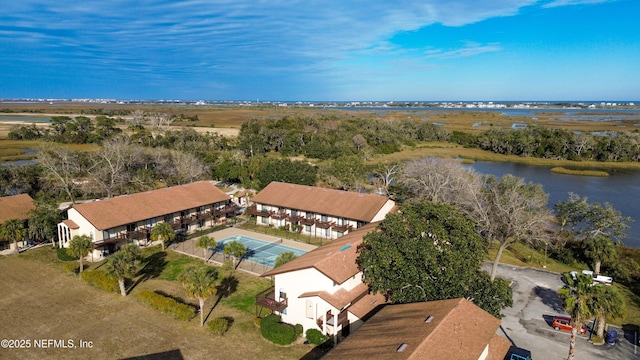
323, 298, 510, 360
62, 219, 79, 229
261, 223, 378, 284
0, 193, 35, 224
71, 181, 230, 230
252, 182, 391, 222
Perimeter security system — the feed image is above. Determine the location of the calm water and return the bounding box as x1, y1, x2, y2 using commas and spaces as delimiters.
464, 162, 640, 248
0, 115, 50, 122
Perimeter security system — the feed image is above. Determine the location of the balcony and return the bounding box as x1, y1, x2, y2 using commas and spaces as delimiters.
255, 286, 288, 313
271, 212, 289, 220
317, 310, 348, 328
196, 212, 212, 220
126, 228, 150, 240
288, 215, 303, 223
181, 215, 198, 225
315, 220, 334, 229
213, 204, 238, 216
332, 224, 353, 233
246, 205, 271, 217
300, 217, 316, 226
170, 219, 182, 229
93, 235, 126, 248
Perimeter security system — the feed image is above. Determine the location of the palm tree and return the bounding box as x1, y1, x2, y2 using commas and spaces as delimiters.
0, 218, 27, 255
584, 235, 616, 275
196, 236, 215, 263
274, 251, 297, 268
223, 240, 246, 269
558, 272, 596, 360
178, 265, 218, 326
150, 222, 175, 251
104, 244, 141, 296
67, 235, 93, 273
590, 285, 626, 339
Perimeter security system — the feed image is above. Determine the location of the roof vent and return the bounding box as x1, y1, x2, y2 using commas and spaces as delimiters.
396, 343, 408, 352
425, 315, 434, 323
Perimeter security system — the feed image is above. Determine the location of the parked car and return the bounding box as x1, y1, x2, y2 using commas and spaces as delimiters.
504, 345, 532, 360
552, 316, 587, 335
568, 270, 613, 285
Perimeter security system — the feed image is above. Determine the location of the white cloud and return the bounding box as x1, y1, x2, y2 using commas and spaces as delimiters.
542, 0, 614, 8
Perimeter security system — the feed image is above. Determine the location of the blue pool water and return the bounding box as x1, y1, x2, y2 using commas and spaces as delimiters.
214, 235, 307, 267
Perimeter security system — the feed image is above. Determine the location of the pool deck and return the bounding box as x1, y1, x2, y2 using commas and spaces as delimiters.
171, 227, 317, 275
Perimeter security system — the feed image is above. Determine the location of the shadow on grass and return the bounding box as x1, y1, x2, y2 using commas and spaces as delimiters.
130, 251, 168, 291
205, 275, 239, 323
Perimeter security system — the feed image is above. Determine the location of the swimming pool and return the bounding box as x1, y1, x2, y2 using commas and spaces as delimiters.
214, 235, 307, 268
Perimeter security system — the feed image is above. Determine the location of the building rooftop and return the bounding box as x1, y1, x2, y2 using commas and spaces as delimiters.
0, 193, 36, 224
261, 223, 377, 284
252, 182, 391, 222
70, 181, 230, 230
323, 298, 511, 360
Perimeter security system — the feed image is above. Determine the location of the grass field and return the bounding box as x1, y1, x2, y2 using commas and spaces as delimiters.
0, 247, 314, 360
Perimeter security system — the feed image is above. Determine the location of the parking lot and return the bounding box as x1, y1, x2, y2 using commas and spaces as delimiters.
487, 263, 640, 359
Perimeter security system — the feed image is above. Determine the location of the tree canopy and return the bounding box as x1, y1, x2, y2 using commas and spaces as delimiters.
357, 201, 512, 317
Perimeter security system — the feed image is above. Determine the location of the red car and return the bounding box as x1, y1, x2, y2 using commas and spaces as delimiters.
552, 316, 587, 335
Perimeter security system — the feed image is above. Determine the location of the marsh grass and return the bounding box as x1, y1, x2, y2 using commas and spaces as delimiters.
550, 167, 610, 177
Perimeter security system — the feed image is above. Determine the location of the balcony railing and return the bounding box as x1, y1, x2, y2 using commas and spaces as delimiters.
332, 224, 353, 233
300, 217, 316, 226
214, 204, 238, 216
246, 205, 271, 217
315, 220, 334, 229
317, 311, 348, 328
181, 215, 198, 225
270, 212, 289, 220
196, 212, 212, 220
255, 286, 288, 313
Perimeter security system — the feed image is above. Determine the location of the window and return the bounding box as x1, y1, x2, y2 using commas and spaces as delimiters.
279, 289, 287, 300
321, 215, 328, 222
261, 216, 268, 224
304, 225, 311, 233
291, 210, 298, 217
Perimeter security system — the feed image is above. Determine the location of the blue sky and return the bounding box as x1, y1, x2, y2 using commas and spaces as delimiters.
1, 0, 638, 101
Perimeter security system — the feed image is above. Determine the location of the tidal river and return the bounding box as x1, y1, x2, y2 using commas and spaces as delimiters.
465, 162, 640, 248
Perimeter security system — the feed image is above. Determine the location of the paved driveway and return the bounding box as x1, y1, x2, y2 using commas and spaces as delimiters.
487, 263, 640, 360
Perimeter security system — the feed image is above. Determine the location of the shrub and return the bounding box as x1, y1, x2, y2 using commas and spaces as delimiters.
207, 317, 232, 335
137, 290, 196, 321
305, 328, 329, 345
57, 247, 78, 261
260, 314, 297, 345
63, 262, 79, 275
81, 270, 119, 294
294, 324, 303, 337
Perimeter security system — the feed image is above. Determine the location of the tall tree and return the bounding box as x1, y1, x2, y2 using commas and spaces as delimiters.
104, 244, 141, 296
466, 174, 551, 281
558, 272, 596, 360
67, 235, 93, 273
589, 285, 626, 339
0, 218, 27, 255
87, 137, 142, 198
398, 157, 480, 204
150, 222, 175, 251
38, 143, 82, 203
196, 236, 215, 263
554, 194, 631, 274
223, 240, 247, 269
584, 236, 617, 275
357, 201, 512, 317
27, 201, 62, 246
178, 265, 218, 326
